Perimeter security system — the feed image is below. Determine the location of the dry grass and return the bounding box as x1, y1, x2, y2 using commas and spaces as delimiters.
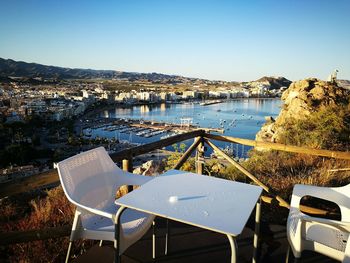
0, 187, 94, 263
245, 150, 350, 199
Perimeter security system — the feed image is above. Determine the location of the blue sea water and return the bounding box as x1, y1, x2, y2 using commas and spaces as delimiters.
92, 98, 282, 157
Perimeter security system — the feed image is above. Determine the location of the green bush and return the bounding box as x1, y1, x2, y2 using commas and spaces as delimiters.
279, 105, 350, 150
164, 143, 195, 172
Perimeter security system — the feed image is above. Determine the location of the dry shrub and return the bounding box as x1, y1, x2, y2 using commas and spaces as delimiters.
0, 202, 18, 222
245, 150, 350, 200
0, 187, 94, 263
3, 187, 74, 232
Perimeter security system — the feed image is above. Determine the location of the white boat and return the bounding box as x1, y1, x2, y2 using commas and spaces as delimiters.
160, 133, 176, 140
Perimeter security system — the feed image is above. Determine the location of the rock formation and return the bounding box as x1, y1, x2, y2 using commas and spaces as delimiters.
117, 160, 162, 197
256, 78, 349, 143
133, 160, 162, 176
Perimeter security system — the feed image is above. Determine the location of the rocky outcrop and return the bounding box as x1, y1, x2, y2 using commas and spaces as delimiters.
133, 160, 162, 176
117, 160, 162, 197
256, 78, 349, 143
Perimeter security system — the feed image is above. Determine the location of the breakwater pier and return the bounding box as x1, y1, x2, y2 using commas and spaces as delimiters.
78, 117, 224, 141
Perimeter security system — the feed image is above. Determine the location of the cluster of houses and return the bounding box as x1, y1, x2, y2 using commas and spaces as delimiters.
0, 83, 98, 123
114, 89, 249, 103
112, 84, 285, 104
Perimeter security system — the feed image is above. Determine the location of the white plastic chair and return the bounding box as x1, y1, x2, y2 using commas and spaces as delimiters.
56, 146, 155, 263
287, 183, 350, 262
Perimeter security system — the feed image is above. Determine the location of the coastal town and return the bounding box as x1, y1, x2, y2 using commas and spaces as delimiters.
0, 76, 288, 122
0, 73, 289, 184
2, 1, 350, 262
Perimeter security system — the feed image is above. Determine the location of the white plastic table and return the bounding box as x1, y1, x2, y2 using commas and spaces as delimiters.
115, 170, 263, 263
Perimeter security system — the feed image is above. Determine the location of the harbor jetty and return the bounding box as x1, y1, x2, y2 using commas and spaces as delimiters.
199, 99, 224, 106
78, 117, 224, 140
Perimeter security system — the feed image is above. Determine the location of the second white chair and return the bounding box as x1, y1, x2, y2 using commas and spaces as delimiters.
287, 183, 350, 262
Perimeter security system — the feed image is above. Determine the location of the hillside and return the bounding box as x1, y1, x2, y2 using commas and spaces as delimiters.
255, 76, 292, 89
0, 58, 293, 90
0, 58, 196, 83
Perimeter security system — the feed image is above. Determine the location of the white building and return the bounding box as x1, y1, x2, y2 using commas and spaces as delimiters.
168, 92, 180, 101
138, 92, 151, 101
182, 91, 198, 99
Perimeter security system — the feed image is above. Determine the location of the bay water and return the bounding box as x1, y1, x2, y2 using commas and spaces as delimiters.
92, 98, 282, 157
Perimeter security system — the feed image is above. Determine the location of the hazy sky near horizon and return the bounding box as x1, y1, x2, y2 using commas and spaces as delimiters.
0, 0, 349, 81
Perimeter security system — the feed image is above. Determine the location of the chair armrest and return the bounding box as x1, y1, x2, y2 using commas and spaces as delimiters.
116, 168, 183, 187
74, 201, 114, 220
290, 184, 344, 208
301, 215, 350, 232
118, 170, 153, 186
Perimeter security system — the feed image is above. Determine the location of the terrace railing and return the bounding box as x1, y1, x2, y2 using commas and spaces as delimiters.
1, 129, 350, 245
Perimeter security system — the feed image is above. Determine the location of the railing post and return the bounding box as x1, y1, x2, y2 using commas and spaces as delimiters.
172, 137, 201, 170
196, 136, 205, 175
122, 156, 133, 192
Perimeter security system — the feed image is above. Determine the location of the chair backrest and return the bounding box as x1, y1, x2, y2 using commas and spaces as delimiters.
337, 184, 350, 221
57, 147, 121, 211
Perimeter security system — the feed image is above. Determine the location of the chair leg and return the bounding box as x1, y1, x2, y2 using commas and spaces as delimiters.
286, 246, 300, 263
65, 241, 73, 263
285, 246, 290, 263
152, 220, 156, 259
66, 210, 81, 263
165, 219, 170, 255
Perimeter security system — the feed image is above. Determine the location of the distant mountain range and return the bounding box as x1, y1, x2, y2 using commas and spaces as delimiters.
0, 57, 294, 89
0, 58, 196, 83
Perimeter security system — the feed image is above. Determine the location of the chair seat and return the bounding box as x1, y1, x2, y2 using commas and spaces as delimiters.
84, 206, 154, 236
289, 209, 348, 253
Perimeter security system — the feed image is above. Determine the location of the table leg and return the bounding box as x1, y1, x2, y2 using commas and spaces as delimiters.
115, 206, 126, 263
253, 198, 261, 263
152, 220, 156, 259
226, 235, 237, 263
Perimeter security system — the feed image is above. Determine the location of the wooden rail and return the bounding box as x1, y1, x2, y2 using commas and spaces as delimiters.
0, 226, 71, 245
204, 133, 350, 160
110, 130, 204, 162
0, 169, 60, 199
1, 130, 349, 245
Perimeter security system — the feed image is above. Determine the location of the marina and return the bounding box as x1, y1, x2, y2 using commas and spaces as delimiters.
77, 98, 282, 156
81, 117, 222, 141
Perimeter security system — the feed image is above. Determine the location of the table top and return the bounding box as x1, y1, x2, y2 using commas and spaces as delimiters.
116, 170, 262, 236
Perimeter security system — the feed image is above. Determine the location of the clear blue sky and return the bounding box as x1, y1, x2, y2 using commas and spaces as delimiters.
0, 0, 349, 81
